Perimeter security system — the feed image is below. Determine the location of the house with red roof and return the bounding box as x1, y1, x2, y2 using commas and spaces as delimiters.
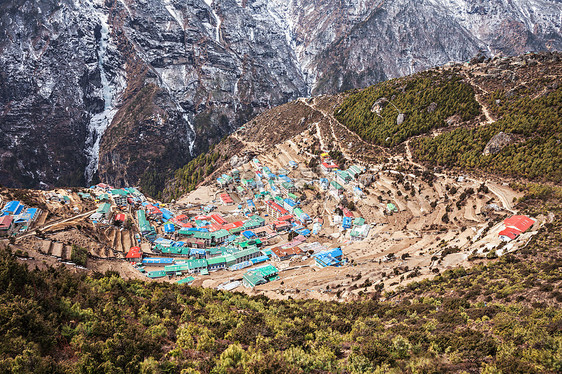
498, 215, 536, 242
125, 246, 143, 262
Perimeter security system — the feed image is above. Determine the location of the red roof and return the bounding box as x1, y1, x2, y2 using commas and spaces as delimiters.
504, 215, 535, 233
210, 214, 227, 225
342, 208, 354, 218
220, 194, 233, 203
174, 214, 189, 223
499, 228, 520, 240
223, 221, 244, 230
126, 246, 142, 259
0, 215, 13, 229
114, 213, 126, 222
193, 215, 210, 221
321, 161, 339, 169
278, 215, 293, 222
208, 223, 223, 232
271, 246, 303, 258
267, 201, 289, 215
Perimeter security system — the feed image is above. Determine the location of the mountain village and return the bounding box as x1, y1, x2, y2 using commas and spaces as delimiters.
0, 133, 541, 300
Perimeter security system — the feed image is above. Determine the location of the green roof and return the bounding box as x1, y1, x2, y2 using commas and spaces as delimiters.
187, 259, 208, 270
213, 229, 230, 239
330, 181, 343, 190
233, 247, 260, 259
97, 202, 111, 214
281, 182, 294, 190
193, 232, 212, 240
164, 264, 190, 272
251, 264, 278, 278
353, 217, 365, 226
178, 229, 194, 236
224, 254, 237, 264
147, 271, 166, 279
177, 276, 195, 285
243, 272, 266, 287
288, 193, 299, 201
207, 256, 226, 265
111, 189, 128, 196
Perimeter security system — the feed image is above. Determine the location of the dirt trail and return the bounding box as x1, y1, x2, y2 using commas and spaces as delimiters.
461, 70, 496, 125
298, 97, 390, 158
16, 209, 96, 241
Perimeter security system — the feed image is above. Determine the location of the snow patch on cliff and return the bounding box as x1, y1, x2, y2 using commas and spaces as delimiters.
84, 12, 119, 183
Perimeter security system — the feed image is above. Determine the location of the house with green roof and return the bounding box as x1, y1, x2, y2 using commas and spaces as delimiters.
187, 259, 208, 273
387, 203, 398, 214
242, 264, 279, 288
213, 229, 230, 244
96, 202, 112, 219
350, 224, 370, 241
177, 276, 195, 285
336, 170, 353, 185
353, 217, 365, 226
193, 231, 213, 246
281, 182, 296, 194
232, 247, 261, 264
147, 270, 167, 279
207, 256, 227, 271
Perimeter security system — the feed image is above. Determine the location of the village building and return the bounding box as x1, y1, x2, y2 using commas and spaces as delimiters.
270, 246, 303, 261
321, 160, 339, 174
242, 264, 279, 288
314, 248, 343, 268
110, 189, 128, 206
125, 246, 143, 262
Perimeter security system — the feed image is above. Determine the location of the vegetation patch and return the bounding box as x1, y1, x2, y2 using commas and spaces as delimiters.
334, 71, 480, 146
413, 84, 562, 183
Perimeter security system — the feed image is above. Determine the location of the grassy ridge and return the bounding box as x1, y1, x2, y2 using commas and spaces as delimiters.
334, 71, 480, 146
413, 86, 562, 183
0, 188, 560, 373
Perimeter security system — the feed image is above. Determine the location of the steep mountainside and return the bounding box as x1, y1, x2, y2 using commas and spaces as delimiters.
169, 52, 561, 200
1, 0, 561, 191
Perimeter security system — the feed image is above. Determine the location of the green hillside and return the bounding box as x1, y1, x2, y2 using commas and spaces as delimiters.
334, 71, 480, 146
413, 85, 562, 183
0, 188, 560, 373
334, 54, 562, 184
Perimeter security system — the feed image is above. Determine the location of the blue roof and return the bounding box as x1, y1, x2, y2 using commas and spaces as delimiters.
142, 257, 175, 265
251, 255, 269, 264
283, 198, 297, 207
2, 201, 24, 215
13, 208, 38, 224
164, 223, 175, 233
161, 208, 174, 221
247, 199, 255, 207
189, 248, 207, 256
242, 230, 257, 239
314, 248, 343, 267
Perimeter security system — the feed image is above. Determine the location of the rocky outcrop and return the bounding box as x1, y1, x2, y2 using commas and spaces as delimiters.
1, 0, 561, 190
483, 132, 517, 155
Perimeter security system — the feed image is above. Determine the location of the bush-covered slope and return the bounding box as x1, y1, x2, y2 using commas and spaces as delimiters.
413, 83, 562, 183
334, 71, 480, 146
334, 53, 562, 184
0, 188, 560, 373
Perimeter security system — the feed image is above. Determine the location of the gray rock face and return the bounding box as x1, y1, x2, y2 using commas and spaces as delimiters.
483, 132, 517, 155
1, 0, 561, 189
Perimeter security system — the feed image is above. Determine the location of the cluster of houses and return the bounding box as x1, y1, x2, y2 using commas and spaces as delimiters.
88, 184, 148, 224
0, 200, 40, 236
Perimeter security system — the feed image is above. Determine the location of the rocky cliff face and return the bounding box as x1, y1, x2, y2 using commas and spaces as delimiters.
1, 0, 561, 190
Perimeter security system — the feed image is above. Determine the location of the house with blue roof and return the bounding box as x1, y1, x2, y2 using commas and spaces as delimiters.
314, 248, 343, 268
1, 201, 24, 216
